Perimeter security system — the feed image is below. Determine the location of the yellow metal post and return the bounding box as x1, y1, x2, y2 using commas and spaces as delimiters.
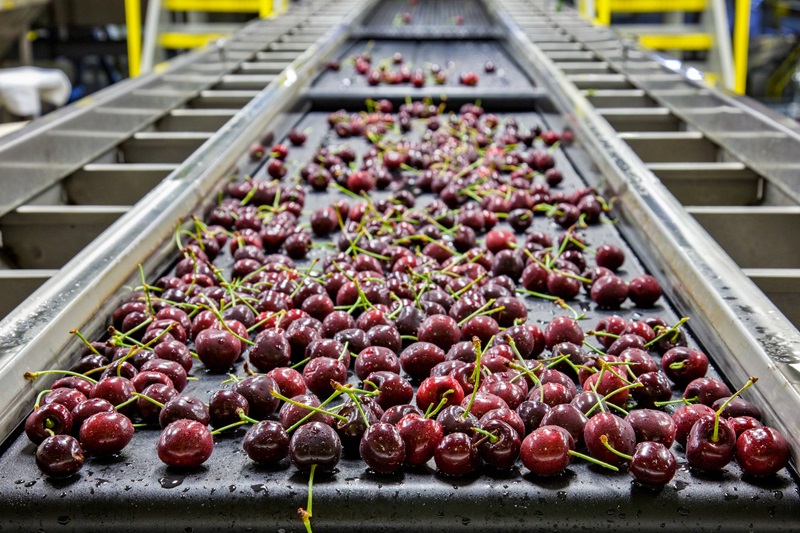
733, 0, 751, 94
595, 0, 610, 24
259, 0, 273, 18
125, 0, 142, 77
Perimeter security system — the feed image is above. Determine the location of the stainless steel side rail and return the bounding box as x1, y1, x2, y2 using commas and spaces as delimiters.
489, 0, 800, 464
0, 0, 376, 444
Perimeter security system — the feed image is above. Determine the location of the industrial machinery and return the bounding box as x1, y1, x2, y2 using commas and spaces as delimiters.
0, 0, 799, 530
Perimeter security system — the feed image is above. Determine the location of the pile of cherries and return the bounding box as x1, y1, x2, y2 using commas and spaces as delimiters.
23, 101, 791, 523
328, 49, 483, 88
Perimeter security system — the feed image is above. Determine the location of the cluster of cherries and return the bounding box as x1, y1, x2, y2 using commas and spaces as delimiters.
22, 99, 791, 530
327, 50, 482, 88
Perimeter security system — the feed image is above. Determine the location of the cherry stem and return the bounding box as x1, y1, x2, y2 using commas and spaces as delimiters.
462, 337, 485, 419
24, 370, 98, 385
713, 376, 757, 442
298, 463, 316, 533
568, 449, 620, 472
131, 391, 165, 409
472, 426, 499, 444
70, 329, 101, 355
210, 419, 249, 435
654, 397, 696, 407
425, 389, 454, 419
33, 389, 52, 409
599, 434, 633, 461
238, 408, 259, 425
272, 389, 348, 423
291, 357, 311, 370
286, 390, 344, 434
644, 317, 689, 348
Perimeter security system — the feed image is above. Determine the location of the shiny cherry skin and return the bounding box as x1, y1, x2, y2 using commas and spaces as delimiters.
208, 390, 250, 429
360, 423, 406, 474
673, 403, 715, 447
584, 413, 636, 467
25, 403, 73, 445
35, 434, 85, 478
158, 419, 213, 468
434, 432, 480, 476
397, 413, 444, 466
661, 347, 709, 386
626, 409, 676, 447
685, 415, 736, 471
520, 425, 574, 476
243, 420, 290, 464
416, 375, 464, 414
249, 329, 291, 372
195, 328, 242, 372
417, 315, 461, 352
474, 419, 521, 470
363, 371, 413, 410
544, 317, 584, 350
289, 421, 342, 473
232, 375, 281, 420
79, 412, 134, 455
736, 427, 791, 477
629, 442, 676, 487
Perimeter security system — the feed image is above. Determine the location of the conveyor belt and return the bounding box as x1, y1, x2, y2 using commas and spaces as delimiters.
0, 0, 799, 531
0, 0, 365, 319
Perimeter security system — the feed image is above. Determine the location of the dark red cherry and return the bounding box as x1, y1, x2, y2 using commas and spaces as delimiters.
673, 403, 715, 447
400, 342, 446, 381
628, 275, 662, 307
625, 409, 676, 447
209, 390, 249, 429
520, 425, 573, 476
249, 329, 291, 372
302, 357, 347, 398
243, 420, 290, 464
474, 419, 521, 470
517, 400, 552, 435
595, 244, 625, 271
157, 419, 213, 468
195, 329, 242, 372
434, 432, 480, 475
232, 375, 281, 420
289, 421, 342, 473
159, 394, 210, 428
544, 317, 584, 350
736, 427, 791, 477
360, 422, 406, 474
43, 388, 87, 412
35, 434, 84, 478
417, 315, 461, 352
79, 412, 134, 455
71, 398, 115, 435
583, 413, 636, 467
685, 415, 736, 471
25, 403, 73, 444
364, 371, 413, 410
267, 367, 306, 399
629, 442, 676, 487
662, 347, 709, 385
683, 377, 731, 406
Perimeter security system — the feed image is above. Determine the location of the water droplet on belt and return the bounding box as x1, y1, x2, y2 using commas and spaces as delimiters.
677, 507, 690, 516
159, 475, 184, 489
229, 485, 236, 492
556, 491, 567, 501
57, 516, 70, 525
24, 481, 36, 488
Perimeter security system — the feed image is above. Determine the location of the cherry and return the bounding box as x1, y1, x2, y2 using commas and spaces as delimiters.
364, 371, 413, 410
90, 376, 134, 410
249, 329, 291, 372
529, 382, 574, 407
306, 338, 350, 368
593, 315, 629, 349
43, 388, 87, 412
131, 370, 174, 393
673, 403, 715, 447
474, 419, 521, 470
243, 420, 290, 464
157, 419, 213, 468
360, 422, 406, 474
289, 421, 342, 473
417, 315, 461, 352
159, 394, 210, 428
541, 404, 589, 448
626, 409, 676, 447
736, 427, 790, 477
381, 404, 422, 426
232, 375, 280, 420
140, 359, 187, 392
416, 375, 465, 413
209, 390, 250, 429
267, 367, 307, 399
51, 376, 94, 398
303, 357, 347, 398
683, 377, 731, 406
662, 347, 709, 385
435, 405, 478, 435
35, 434, 84, 478
71, 398, 115, 435
138, 383, 177, 422
685, 415, 736, 471
322, 311, 356, 338
544, 316, 584, 350
601, 436, 676, 487
618, 348, 657, 377
279, 394, 333, 429
195, 328, 242, 372
712, 396, 762, 420
583, 413, 636, 467
590, 275, 628, 309
520, 425, 574, 476
400, 342, 446, 380
596, 244, 625, 271
517, 400, 552, 435
628, 275, 662, 307
632, 371, 673, 407
287, 129, 307, 146
434, 432, 480, 475
80, 412, 134, 455
729, 415, 762, 437
25, 403, 73, 444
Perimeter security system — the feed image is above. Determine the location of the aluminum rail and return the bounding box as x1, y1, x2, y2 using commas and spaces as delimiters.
0, 0, 376, 444
489, 0, 800, 464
